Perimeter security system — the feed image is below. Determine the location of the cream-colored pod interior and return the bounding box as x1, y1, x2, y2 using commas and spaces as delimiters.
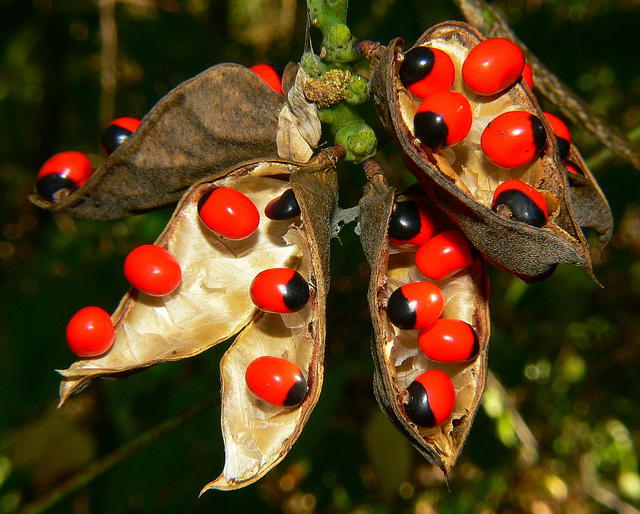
59, 162, 302, 403
363, 178, 490, 474
397, 25, 556, 214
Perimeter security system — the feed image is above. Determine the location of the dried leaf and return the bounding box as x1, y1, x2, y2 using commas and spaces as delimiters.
31, 64, 284, 220
277, 67, 322, 163
369, 22, 596, 282
360, 172, 490, 475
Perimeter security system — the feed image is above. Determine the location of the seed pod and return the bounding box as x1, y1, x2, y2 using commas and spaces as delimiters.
30, 64, 285, 219
359, 170, 489, 475
563, 144, 614, 250
369, 21, 596, 282
57, 149, 340, 491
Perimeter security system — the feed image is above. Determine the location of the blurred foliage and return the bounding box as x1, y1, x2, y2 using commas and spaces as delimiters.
1, 0, 639, 512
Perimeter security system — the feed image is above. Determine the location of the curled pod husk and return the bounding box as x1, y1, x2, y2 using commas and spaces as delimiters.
204, 149, 338, 491
58, 147, 338, 426
563, 144, 614, 250
369, 21, 594, 282
31, 64, 284, 219
359, 172, 490, 475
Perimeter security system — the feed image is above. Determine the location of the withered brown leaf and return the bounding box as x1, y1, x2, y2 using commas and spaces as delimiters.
31, 64, 284, 219
368, 22, 596, 282
360, 169, 490, 475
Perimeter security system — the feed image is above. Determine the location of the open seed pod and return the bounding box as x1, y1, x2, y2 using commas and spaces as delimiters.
563, 144, 614, 250
30, 64, 285, 219
359, 168, 490, 475
369, 21, 594, 282
58, 149, 339, 489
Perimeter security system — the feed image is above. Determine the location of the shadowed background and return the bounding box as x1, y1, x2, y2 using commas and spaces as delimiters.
1, 0, 639, 512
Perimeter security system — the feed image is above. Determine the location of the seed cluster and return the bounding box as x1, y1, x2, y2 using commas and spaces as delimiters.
61, 169, 311, 410
384, 197, 479, 428
397, 34, 580, 228
196, 184, 310, 408
35, 117, 142, 204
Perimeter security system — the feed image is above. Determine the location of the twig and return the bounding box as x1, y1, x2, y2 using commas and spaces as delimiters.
453, 0, 640, 173
580, 454, 640, 514
486, 371, 539, 466
19, 398, 217, 514
587, 123, 640, 171
99, 0, 117, 128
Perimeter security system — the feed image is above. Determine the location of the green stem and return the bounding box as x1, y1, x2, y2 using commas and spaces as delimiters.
19, 399, 217, 514
305, 0, 377, 162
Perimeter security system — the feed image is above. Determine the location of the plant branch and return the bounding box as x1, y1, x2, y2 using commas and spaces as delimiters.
99, 0, 117, 128
19, 398, 217, 514
453, 0, 640, 172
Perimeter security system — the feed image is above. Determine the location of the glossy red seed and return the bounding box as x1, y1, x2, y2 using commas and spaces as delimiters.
250, 268, 310, 314
66, 306, 115, 358
462, 37, 525, 96
414, 90, 472, 148
543, 112, 571, 161
522, 63, 533, 90
563, 160, 582, 175
246, 356, 308, 407
404, 369, 456, 427
386, 282, 445, 330
198, 187, 260, 240
36, 151, 92, 202
250, 64, 283, 94
492, 179, 549, 227
415, 230, 474, 280
102, 117, 141, 155
481, 111, 546, 168
418, 318, 479, 362
388, 200, 436, 247
400, 46, 455, 99
124, 244, 182, 296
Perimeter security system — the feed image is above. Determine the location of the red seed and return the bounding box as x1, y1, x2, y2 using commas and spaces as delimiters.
198, 187, 260, 240
544, 112, 571, 161
36, 151, 92, 202
462, 37, 525, 96
418, 318, 479, 362
250, 268, 310, 314
414, 90, 473, 148
492, 179, 549, 227
102, 117, 142, 155
246, 356, 308, 407
250, 64, 283, 94
563, 161, 582, 175
386, 282, 445, 330
400, 46, 456, 99
404, 369, 456, 427
388, 200, 436, 247
415, 230, 474, 280
66, 306, 115, 358
481, 111, 546, 168
124, 244, 182, 297
522, 63, 533, 90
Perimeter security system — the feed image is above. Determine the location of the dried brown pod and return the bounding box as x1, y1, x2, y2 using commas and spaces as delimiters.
58, 149, 340, 490
369, 21, 595, 282
563, 145, 614, 250
359, 167, 490, 475
30, 64, 285, 220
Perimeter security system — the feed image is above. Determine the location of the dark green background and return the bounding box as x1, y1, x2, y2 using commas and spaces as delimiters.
1, 0, 639, 512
